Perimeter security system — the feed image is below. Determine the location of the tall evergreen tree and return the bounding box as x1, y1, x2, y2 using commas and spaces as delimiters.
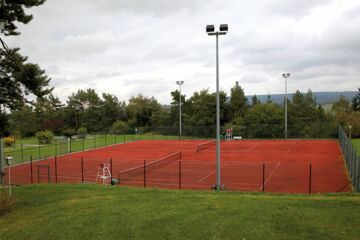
1, 0, 52, 112
230, 81, 248, 119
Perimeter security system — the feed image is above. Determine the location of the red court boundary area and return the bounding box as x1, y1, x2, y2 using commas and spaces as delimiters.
3, 140, 352, 193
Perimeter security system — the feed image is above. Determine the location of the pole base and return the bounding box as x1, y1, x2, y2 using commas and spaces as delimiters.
211, 185, 226, 191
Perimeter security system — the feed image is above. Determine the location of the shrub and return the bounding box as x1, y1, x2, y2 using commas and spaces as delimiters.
11, 130, 22, 140
35, 130, 54, 144
62, 128, 76, 138
0, 192, 16, 216
77, 127, 87, 139
111, 120, 129, 133
3, 137, 16, 147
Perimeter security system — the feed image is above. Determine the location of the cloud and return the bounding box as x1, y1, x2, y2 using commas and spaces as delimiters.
3, 0, 360, 104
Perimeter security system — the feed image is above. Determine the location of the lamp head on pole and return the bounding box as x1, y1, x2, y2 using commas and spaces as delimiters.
206, 25, 215, 33
176, 81, 184, 86
219, 24, 228, 32
282, 73, 290, 78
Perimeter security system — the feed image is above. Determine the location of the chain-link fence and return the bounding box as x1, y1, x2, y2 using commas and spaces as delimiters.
338, 125, 360, 192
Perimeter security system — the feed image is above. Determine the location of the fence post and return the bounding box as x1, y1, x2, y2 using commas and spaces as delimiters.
309, 164, 312, 194
115, 132, 117, 145
54, 140, 57, 157
262, 163, 265, 192
81, 157, 84, 183
124, 134, 125, 143
179, 159, 182, 190
30, 155, 33, 184
105, 132, 107, 147
94, 135, 96, 149
21, 143, 24, 163
82, 138, 84, 152
38, 140, 41, 159
55, 155, 58, 183
144, 160, 146, 188
69, 138, 72, 153
110, 158, 113, 179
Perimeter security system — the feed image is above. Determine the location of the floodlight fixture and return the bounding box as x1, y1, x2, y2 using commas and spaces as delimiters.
219, 24, 228, 32
282, 73, 290, 78
206, 25, 215, 33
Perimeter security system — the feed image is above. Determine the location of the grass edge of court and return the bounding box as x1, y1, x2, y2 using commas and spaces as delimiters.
1, 184, 360, 240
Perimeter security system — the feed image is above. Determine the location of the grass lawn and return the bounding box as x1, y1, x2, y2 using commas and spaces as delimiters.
1, 184, 360, 240
351, 138, 360, 154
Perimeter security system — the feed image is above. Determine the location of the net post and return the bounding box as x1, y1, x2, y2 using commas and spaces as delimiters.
144, 159, 146, 188
30, 155, 33, 184
196, 144, 199, 152
262, 163, 265, 192
309, 164, 312, 194
81, 157, 84, 183
55, 155, 58, 183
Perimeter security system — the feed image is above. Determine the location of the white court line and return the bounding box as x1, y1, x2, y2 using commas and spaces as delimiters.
247, 143, 260, 152
198, 164, 227, 183
257, 162, 281, 191
286, 141, 295, 153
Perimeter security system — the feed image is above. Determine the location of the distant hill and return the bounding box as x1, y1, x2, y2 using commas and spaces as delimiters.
246, 91, 357, 105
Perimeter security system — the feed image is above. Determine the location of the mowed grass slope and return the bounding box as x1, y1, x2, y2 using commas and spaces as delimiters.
1, 184, 360, 240
352, 138, 360, 154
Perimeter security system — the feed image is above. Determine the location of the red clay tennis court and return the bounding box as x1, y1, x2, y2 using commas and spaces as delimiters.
3, 139, 352, 193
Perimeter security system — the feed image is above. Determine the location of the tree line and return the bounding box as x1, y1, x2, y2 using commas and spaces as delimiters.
1, 83, 359, 139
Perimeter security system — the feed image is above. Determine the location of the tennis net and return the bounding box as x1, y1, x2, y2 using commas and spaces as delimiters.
197, 140, 217, 152
117, 151, 181, 184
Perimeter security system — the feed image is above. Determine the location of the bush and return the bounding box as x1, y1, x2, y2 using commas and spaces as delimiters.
11, 130, 22, 140
3, 137, 16, 147
77, 127, 87, 139
0, 192, 16, 216
111, 120, 129, 133
35, 130, 54, 144
62, 128, 76, 138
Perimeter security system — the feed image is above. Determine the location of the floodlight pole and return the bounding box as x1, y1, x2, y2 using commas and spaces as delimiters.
282, 73, 290, 140
176, 81, 184, 138
207, 25, 227, 190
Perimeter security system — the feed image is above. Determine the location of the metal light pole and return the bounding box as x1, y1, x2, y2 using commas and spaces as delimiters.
282, 73, 290, 140
207, 24, 228, 191
176, 81, 184, 138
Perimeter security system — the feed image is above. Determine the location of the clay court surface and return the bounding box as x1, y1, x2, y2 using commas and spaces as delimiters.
3, 140, 352, 193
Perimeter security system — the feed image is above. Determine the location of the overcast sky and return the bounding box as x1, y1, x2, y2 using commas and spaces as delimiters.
5, 0, 360, 104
